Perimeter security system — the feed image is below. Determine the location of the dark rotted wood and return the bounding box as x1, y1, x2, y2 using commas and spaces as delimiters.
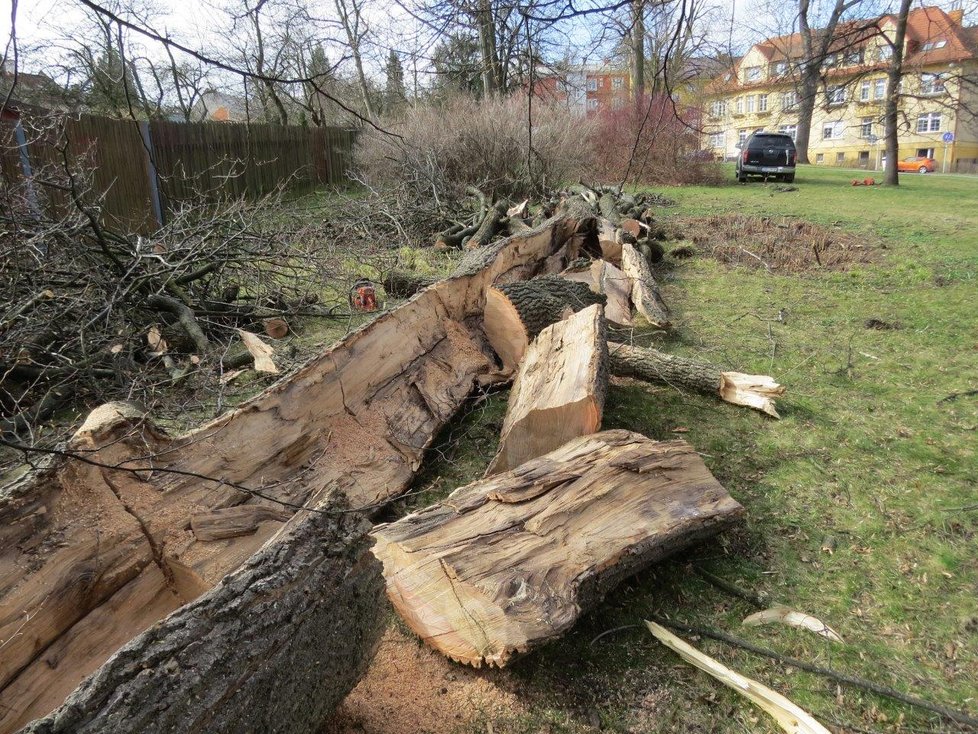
372, 430, 745, 668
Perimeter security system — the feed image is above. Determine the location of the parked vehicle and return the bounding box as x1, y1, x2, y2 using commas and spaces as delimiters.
897, 156, 937, 173
736, 132, 797, 183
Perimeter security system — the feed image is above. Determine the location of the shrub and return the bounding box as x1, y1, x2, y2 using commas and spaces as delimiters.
355, 95, 593, 233
589, 96, 722, 186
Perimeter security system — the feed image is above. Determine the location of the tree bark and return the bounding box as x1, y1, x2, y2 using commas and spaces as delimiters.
632, 0, 646, 106
486, 304, 607, 475
884, 0, 912, 186
483, 277, 605, 372
608, 342, 785, 417
372, 430, 745, 668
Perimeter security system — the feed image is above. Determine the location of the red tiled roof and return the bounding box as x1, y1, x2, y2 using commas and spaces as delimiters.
706, 6, 976, 94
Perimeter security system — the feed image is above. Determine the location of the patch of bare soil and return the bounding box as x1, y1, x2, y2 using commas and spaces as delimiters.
322, 625, 525, 734
666, 214, 879, 272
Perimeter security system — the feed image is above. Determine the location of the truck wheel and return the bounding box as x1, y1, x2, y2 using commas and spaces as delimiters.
784, 174, 795, 183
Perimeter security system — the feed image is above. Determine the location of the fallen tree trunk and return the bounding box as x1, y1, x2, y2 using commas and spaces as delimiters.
372, 430, 745, 668
0, 215, 588, 732
620, 242, 670, 330
608, 342, 785, 418
21, 496, 384, 734
486, 304, 607, 475
483, 277, 605, 372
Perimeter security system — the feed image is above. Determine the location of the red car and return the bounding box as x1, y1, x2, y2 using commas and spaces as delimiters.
897, 156, 937, 173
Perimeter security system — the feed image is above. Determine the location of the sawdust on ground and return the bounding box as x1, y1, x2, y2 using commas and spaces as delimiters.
321, 625, 525, 734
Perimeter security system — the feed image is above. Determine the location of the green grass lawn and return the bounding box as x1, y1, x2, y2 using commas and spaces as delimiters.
409, 165, 978, 733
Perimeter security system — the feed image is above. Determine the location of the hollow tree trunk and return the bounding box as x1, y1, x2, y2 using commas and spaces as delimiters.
0, 215, 589, 732
372, 430, 745, 668
486, 304, 607, 475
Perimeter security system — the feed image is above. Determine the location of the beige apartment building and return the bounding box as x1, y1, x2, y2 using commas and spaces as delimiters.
703, 6, 978, 172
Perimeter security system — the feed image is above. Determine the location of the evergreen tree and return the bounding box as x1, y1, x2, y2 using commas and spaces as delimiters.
383, 50, 406, 112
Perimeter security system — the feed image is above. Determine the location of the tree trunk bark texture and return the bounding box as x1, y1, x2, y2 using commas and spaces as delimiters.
0, 215, 589, 732
372, 430, 745, 668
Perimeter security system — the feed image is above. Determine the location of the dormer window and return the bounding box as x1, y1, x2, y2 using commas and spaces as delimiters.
922, 39, 947, 50
844, 50, 864, 65
878, 45, 894, 61
745, 66, 762, 82
772, 61, 787, 75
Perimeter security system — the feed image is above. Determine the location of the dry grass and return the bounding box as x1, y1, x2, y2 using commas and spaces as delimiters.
667, 213, 881, 272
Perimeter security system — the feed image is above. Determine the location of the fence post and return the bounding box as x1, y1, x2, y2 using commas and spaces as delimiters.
13, 119, 42, 220
139, 120, 165, 229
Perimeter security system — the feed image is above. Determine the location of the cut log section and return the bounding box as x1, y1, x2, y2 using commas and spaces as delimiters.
621, 242, 671, 329
483, 277, 605, 372
486, 305, 607, 475
0, 215, 591, 733
608, 342, 785, 418
561, 259, 633, 327
372, 430, 745, 668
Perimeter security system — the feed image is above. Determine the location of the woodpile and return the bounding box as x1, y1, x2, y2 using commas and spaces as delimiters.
0, 187, 783, 729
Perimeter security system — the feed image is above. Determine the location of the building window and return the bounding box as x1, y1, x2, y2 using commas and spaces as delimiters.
612, 76, 623, 90
826, 85, 846, 105
772, 61, 787, 76
917, 112, 941, 132
586, 78, 597, 91
781, 91, 797, 109
758, 94, 768, 112
738, 129, 748, 146
859, 150, 870, 165
874, 79, 886, 98
778, 124, 797, 141
612, 98, 624, 109
844, 50, 864, 66
710, 132, 725, 148
745, 66, 762, 81
746, 95, 756, 112
822, 121, 843, 139
860, 80, 871, 100
824, 53, 839, 67
878, 45, 893, 61
816, 153, 825, 163
922, 39, 947, 51
920, 73, 945, 95
587, 98, 599, 110
836, 152, 846, 163
860, 117, 873, 138
709, 100, 726, 117
735, 97, 744, 114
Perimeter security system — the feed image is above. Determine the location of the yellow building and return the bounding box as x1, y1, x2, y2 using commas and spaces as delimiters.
703, 6, 978, 172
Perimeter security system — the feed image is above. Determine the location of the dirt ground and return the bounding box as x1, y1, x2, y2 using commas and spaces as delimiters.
322, 625, 527, 734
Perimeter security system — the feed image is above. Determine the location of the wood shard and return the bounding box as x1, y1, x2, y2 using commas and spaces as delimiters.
372, 430, 745, 668
486, 305, 607, 475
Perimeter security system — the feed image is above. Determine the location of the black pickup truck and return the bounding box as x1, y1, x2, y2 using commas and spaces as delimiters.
736, 132, 797, 183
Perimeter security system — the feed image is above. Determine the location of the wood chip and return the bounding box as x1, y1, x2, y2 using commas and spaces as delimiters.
237, 329, 279, 374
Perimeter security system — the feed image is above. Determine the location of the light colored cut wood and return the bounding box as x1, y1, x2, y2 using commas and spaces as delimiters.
372, 430, 745, 668
720, 372, 786, 418
486, 305, 607, 475
190, 505, 292, 541
0, 215, 589, 733
263, 317, 290, 339
237, 328, 279, 373
597, 219, 622, 263
620, 242, 671, 329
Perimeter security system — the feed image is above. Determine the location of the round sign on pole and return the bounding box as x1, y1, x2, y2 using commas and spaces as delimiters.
942, 132, 955, 143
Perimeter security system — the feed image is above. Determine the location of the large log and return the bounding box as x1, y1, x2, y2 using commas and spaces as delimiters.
608, 342, 785, 418
486, 304, 607, 475
0, 215, 588, 732
561, 259, 633, 327
483, 277, 605, 372
371, 430, 745, 668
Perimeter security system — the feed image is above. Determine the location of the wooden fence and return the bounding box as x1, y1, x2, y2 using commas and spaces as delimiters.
1, 112, 357, 233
